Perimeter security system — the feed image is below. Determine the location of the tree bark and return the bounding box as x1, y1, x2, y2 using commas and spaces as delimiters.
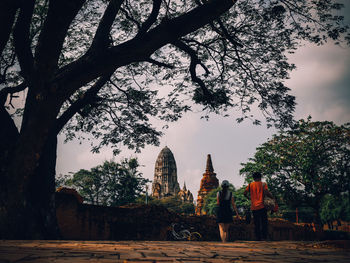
33, 132, 61, 238
0, 0, 20, 55
0, 105, 19, 222
0, 78, 62, 238
0, 116, 61, 239
1, 132, 60, 239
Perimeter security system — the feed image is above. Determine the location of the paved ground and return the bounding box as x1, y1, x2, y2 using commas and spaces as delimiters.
0, 240, 349, 263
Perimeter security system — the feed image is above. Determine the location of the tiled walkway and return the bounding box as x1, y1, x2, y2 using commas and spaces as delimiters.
0, 240, 349, 262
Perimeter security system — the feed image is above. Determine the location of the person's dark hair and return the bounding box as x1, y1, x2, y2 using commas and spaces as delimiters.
219, 184, 229, 203
252, 172, 262, 180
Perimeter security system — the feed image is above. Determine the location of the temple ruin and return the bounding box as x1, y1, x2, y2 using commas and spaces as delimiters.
195, 154, 219, 215
152, 146, 193, 202
178, 182, 194, 203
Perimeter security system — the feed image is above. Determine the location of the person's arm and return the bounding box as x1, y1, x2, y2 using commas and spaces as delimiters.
263, 183, 274, 199
243, 184, 250, 200
231, 195, 241, 219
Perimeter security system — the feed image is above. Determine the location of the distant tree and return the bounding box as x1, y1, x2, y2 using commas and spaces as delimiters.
1, 0, 349, 238
203, 184, 236, 215
240, 118, 350, 223
202, 187, 221, 216
320, 193, 350, 229
233, 187, 251, 213
58, 158, 149, 206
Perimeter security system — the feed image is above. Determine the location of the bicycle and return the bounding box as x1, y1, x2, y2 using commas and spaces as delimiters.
170, 223, 202, 241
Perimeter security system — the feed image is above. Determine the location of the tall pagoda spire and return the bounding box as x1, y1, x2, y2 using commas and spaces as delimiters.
195, 154, 219, 215
205, 154, 214, 173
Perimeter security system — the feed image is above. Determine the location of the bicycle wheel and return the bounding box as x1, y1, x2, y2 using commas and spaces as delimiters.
179, 230, 191, 240
189, 232, 202, 241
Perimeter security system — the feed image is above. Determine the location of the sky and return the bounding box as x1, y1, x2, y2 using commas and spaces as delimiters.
56, 3, 350, 201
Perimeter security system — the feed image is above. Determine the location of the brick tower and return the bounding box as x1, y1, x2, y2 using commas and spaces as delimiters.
195, 154, 219, 215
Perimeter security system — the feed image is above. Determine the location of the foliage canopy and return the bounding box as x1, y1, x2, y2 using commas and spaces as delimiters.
240, 118, 350, 221
320, 193, 350, 224
57, 158, 149, 206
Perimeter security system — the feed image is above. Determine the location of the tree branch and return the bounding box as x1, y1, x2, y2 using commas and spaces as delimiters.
145, 58, 174, 69
109, 79, 131, 107
0, 82, 27, 106
13, 0, 35, 79
172, 40, 209, 95
119, 7, 141, 29
136, 0, 162, 38
214, 18, 243, 48
0, 0, 20, 56
34, 0, 86, 74
90, 0, 125, 50
54, 0, 236, 99
54, 72, 113, 134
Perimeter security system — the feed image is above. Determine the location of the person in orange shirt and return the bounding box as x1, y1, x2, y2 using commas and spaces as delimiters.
244, 172, 274, 240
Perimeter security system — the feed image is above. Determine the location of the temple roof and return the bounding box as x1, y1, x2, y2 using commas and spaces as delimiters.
155, 146, 177, 171
157, 146, 174, 159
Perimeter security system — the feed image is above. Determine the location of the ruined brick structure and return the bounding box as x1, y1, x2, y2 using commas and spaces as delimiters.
152, 146, 180, 198
178, 182, 194, 203
195, 154, 219, 215
56, 189, 325, 241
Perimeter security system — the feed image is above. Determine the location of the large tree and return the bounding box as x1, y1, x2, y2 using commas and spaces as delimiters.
57, 158, 149, 206
0, 0, 349, 238
240, 118, 350, 223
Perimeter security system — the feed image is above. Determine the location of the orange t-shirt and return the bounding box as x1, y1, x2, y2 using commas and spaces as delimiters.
246, 181, 268, 211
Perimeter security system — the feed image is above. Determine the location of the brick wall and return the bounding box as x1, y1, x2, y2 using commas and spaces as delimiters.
56, 191, 324, 241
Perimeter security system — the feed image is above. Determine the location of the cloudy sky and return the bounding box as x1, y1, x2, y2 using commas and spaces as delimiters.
56, 3, 350, 201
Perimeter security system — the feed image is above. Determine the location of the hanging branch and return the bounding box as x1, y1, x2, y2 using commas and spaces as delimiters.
55, 72, 113, 133
172, 40, 212, 103
90, 0, 125, 50
136, 0, 162, 38
13, 0, 35, 79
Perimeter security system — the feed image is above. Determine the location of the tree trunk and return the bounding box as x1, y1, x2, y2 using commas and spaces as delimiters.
0, 84, 61, 239
0, 105, 19, 236
0, 131, 61, 239
312, 197, 323, 226
31, 132, 61, 238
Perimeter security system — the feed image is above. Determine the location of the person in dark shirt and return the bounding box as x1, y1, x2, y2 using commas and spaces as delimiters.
216, 180, 240, 242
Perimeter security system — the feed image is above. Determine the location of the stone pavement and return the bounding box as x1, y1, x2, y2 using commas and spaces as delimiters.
0, 240, 349, 263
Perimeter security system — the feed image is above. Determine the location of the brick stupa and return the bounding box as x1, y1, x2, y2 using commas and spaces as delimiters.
195, 154, 219, 215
